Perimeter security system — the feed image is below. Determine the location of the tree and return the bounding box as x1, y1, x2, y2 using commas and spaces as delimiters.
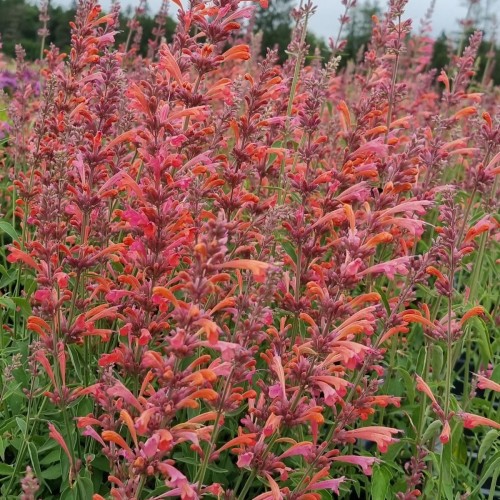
343, 1, 381, 64
254, 0, 294, 62
430, 31, 450, 74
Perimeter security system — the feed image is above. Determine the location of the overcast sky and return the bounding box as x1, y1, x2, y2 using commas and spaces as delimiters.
50, 0, 496, 41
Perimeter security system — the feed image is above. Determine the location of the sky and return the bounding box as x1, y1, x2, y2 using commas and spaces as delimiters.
51, 0, 495, 41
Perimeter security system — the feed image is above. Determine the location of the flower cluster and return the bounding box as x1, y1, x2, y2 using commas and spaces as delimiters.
0, 0, 499, 499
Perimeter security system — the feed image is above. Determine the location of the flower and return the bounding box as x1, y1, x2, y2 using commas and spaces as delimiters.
339, 426, 401, 453
459, 412, 500, 431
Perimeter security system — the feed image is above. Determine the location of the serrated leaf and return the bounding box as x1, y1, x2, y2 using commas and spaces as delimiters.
371, 465, 390, 500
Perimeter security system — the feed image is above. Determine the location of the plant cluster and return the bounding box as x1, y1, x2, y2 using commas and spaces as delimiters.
0, 0, 499, 499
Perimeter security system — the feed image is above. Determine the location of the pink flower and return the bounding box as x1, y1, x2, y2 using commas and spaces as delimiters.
237, 452, 254, 468
331, 455, 379, 475
359, 256, 410, 280
415, 375, 439, 406
459, 412, 500, 431
476, 374, 500, 393
340, 426, 401, 453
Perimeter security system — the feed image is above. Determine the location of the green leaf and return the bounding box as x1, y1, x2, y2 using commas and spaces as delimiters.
173, 454, 228, 474
471, 316, 493, 364
431, 345, 444, 378
440, 441, 454, 500
479, 430, 500, 463
15, 417, 27, 435
371, 465, 391, 500
422, 419, 442, 443
0, 268, 17, 288
11, 298, 31, 317
470, 451, 500, 496
29, 441, 51, 492
0, 418, 16, 434
76, 476, 94, 500
375, 286, 391, 315
60, 486, 76, 500
416, 346, 427, 375
39, 448, 61, 465
281, 240, 297, 264
0, 220, 19, 242
0, 462, 15, 475
41, 463, 62, 480
395, 367, 415, 404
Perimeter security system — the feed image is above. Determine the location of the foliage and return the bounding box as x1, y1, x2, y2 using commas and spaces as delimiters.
0, 0, 499, 499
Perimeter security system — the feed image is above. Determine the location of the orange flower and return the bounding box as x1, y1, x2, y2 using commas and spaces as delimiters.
337, 100, 351, 132
402, 311, 436, 330
464, 216, 496, 243
460, 306, 486, 326
102, 430, 133, 453
378, 325, 409, 344
195, 317, 220, 344
364, 232, 393, 248
452, 106, 477, 120
218, 259, 271, 282
119, 410, 138, 448
216, 433, 257, 454
158, 43, 183, 83
222, 44, 250, 62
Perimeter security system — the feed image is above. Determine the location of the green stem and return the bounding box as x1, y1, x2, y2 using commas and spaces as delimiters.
4, 396, 47, 496
277, 8, 310, 205
438, 258, 455, 498
195, 367, 235, 489
238, 469, 257, 499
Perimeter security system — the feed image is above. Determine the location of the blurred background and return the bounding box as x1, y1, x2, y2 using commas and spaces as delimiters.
0, 0, 499, 83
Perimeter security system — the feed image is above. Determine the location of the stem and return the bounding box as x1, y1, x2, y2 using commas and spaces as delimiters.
238, 469, 257, 499
277, 8, 310, 204
438, 255, 455, 498
5, 396, 47, 496
489, 470, 499, 500
195, 367, 235, 489
384, 14, 401, 143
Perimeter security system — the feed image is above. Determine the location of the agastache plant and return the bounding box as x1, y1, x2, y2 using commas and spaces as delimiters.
0, 0, 499, 499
